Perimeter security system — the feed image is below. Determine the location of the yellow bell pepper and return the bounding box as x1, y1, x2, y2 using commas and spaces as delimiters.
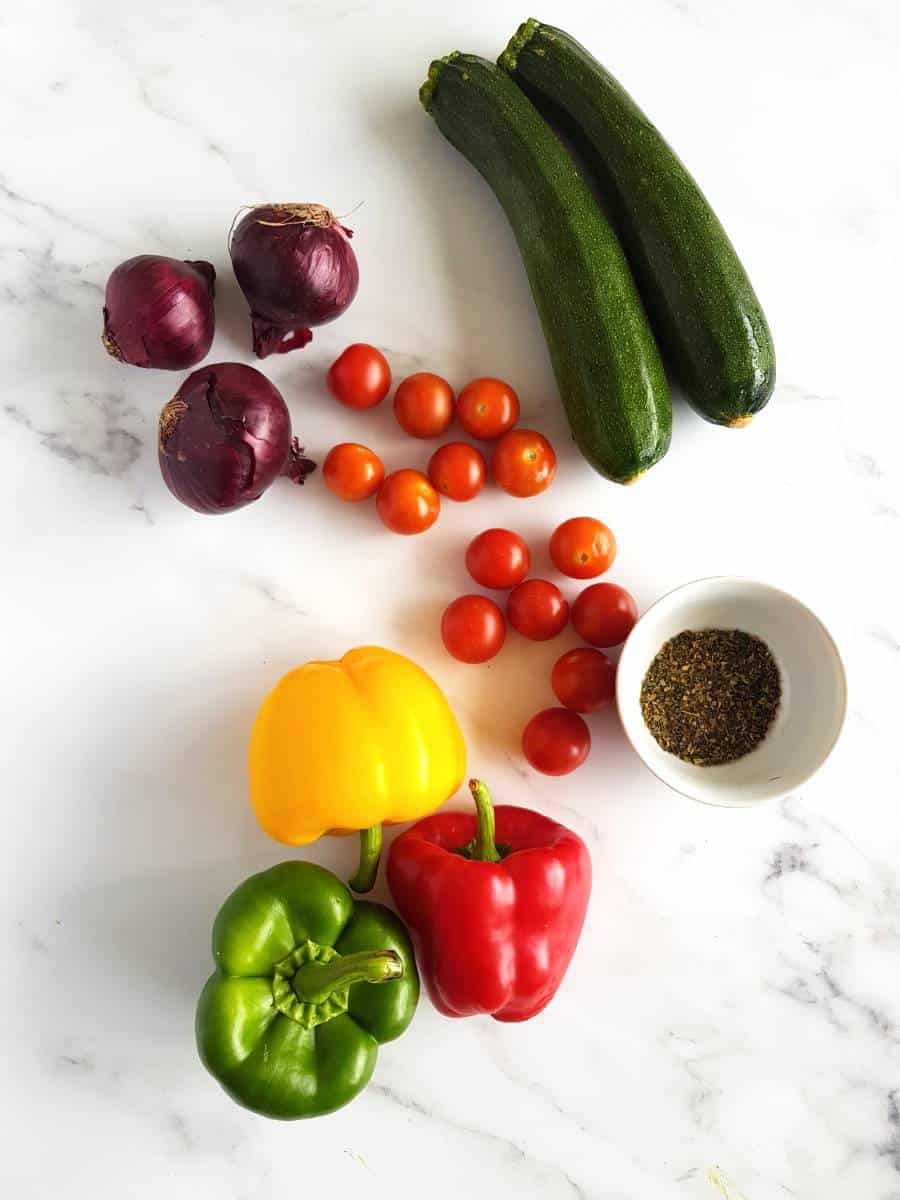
249, 646, 466, 891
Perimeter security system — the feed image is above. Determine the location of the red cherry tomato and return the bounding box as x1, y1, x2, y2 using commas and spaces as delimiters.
572, 583, 638, 647
465, 528, 530, 590
428, 442, 487, 502
549, 517, 617, 579
327, 344, 391, 409
441, 595, 506, 663
456, 377, 520, 440
322, 443, 384, 502
376, 469, 440, 535
393, 372, 455, 438
491, 429, 556, 497
507, 579, 569, 641
551, 647, 617, 712
522, 707, 591, 776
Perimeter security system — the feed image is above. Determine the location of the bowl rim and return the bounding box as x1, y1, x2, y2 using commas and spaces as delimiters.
615, 575, 848, 807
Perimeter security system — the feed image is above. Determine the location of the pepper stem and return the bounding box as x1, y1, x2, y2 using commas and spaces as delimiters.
468, 779, 502, 862
292, 949, 403, 1003
349, 824, 383, 893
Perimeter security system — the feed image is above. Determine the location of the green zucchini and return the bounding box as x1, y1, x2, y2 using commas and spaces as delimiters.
420, 54, 670, 484
500, 20, 775, 427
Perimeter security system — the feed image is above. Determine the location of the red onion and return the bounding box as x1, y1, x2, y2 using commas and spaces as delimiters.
230, 204, 359, 358
158, 363, 315, 514
102, 255, 216, 370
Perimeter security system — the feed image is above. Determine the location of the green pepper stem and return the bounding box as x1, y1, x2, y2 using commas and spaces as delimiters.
349, 824, 382, 893
468, 779, 502, 862
291, 949, 403, 1003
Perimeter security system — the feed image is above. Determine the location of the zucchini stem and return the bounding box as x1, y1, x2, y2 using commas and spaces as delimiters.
498, 17, 540, 74
419, 53, 459, 111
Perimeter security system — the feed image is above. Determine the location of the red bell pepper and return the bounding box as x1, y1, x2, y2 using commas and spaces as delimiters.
387, 779, 591, 1022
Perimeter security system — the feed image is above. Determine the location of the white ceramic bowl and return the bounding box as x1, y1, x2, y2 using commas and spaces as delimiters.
616, 577, 847, 806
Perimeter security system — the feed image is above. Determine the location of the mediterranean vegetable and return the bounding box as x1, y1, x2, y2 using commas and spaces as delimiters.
102, 255, 215, 370
571, 582, 638, 648
552, 647, 616, 713
323, 443, 384, 502
230, 204, 358, 358
327, 344, 392, 409
456, 377, 519, 439
549, 517, 616, 579
522, 708, 591, 775
507, 578, 569, 641
491, 428, 556, 497
500, 20, 775, 427
428, 442, 487, 502
196, 861, 418, 1119
420, 53, 671, 483
248, 646, 466, 891
393, 372, 455, 438
465, 528, 530, 590
441, 595, 506, 663
387, 779, 591, 1020
376, 469, 440, 534
158, 363, 314, 514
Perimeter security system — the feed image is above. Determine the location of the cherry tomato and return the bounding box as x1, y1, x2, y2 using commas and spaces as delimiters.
322, 442, 384, 502
441, 595, 506, 663
456, 377, 520, 439
507, 579, 569, 641
551, 648, 617, 712
549, 517, 617, 579
572, 582, 638, 647
491, 429, 556, 497
393, 372, 455, 438
327, 344, 391, 409
465, 528, 530, 590
376, 469, 440, 535
428, 442, 487, 502
522, 707, 591, 776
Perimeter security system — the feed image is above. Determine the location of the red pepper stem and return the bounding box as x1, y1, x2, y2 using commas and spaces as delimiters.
349, 824, 383, 893
468, 779, 502, 863
292, 949, 403, 1003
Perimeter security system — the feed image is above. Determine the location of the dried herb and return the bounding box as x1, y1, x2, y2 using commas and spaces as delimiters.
640, 629, 781, 766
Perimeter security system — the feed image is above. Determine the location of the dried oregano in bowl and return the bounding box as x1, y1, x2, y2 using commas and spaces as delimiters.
639, 629, 781, 766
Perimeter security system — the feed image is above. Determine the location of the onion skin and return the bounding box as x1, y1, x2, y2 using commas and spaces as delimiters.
158, 362, 315, 514
230, 204, 359, 358
102, 255, 216, 370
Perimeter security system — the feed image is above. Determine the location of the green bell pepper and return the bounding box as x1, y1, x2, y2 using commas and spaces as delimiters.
196, 861, 418, 1119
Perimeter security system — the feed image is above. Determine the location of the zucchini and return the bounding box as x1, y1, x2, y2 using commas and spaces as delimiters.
420, 53, 670, 484
500, 20, 775, 427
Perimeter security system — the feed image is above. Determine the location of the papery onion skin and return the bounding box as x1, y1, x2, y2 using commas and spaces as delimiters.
230, 204, 359, 359
102, 255, 216, 370
158, 362, 315, 514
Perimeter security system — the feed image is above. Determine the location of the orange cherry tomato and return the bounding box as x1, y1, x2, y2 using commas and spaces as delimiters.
393, 372, 455, 438
465, 528, 530, 590
491, 429, 556, 497
456, 377, 520, 440
428, 442, 487, 502
376, 468, 440, 535
549, 517, 617, 579
441, 595, 506, 663
551, 647, 616, 712
327, 344, 391, 409
322, 443, 385, 502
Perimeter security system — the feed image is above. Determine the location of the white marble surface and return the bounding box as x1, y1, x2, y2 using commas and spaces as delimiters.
2, 1, 899, 1196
